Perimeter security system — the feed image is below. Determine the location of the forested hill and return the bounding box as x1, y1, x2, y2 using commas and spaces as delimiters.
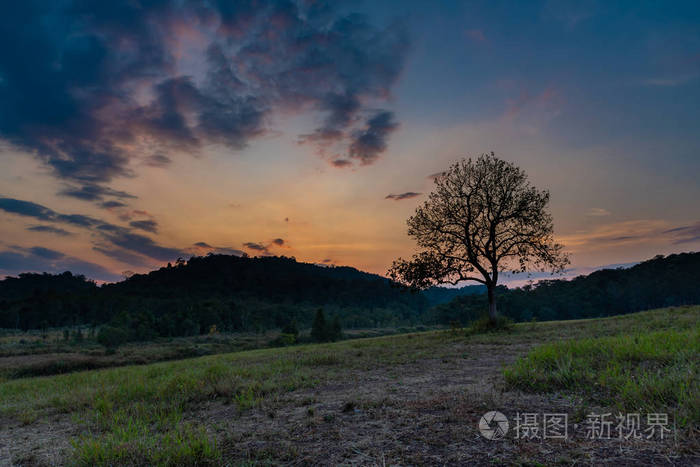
0, 254, 478, 332
1, 252, 697, 335
106, 255, 483, 306
431, 252, 700, 324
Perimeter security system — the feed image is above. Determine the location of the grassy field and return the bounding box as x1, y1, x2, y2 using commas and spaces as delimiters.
504, 327, 699, 428
0, 306, 698, 465
0, 326, 429, 382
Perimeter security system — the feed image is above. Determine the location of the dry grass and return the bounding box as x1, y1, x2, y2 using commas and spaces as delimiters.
0, 306, 698, 465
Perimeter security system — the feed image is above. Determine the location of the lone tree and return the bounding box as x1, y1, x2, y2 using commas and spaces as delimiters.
389, 153, 568, 322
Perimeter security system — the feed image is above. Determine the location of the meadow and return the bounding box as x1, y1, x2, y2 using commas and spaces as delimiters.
0, 326, 426, 382
0, 306, 697, 465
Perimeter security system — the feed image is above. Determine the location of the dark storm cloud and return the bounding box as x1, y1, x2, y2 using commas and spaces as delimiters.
129, 219, 159, 233
26, 225, 74, 236
58, 184, 136, 202
0, 1, 408, 194
272, 238, 285, 246
348, 111, 399, 165
385, 192, 421, 201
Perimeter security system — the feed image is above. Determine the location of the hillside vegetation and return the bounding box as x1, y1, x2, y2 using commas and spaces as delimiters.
433, 252, 700, 323
0, 306, 697, 465
0, 255, 483, 335
0, 252, 698, 347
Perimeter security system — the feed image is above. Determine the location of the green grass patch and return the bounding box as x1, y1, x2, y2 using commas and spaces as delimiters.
0, 306, 697, 463
504, 326, 700, 428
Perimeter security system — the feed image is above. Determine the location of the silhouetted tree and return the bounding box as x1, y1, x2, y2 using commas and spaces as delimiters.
281, 320, 299, 338
311, 309, 327, 342
329, 316, 342, 342
389, 153, 569, 322
97, 326, 128, 349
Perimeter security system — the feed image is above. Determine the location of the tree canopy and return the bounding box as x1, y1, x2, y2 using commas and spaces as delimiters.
389, 153, 569, 319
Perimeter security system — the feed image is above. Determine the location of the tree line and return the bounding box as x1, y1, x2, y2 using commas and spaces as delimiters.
1, 252, 698, 344
429, 252, 700, 324
0, 255, 461, 339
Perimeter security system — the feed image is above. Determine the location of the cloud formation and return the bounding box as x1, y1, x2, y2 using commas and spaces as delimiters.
189, 242, 246, 257
560, 219, 700, 252
0, 196, 182, 263
58, 184, 136, 202
586, 207, 611, 217
0, 197, 101, 227
664, 221, 700, 244
129, 220, 159, 233
96, 225, 183, 262
243, 242, 268, 252
0, 246, 121, 282
243, 237, 288, 255
26, 225, 74, 236
385, 192, 421, 200
0, 1, 408, 196
348, 111, 399, 165
100, 200, 128, 209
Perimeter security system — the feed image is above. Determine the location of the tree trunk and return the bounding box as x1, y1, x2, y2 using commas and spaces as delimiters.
487, 285, 497, 322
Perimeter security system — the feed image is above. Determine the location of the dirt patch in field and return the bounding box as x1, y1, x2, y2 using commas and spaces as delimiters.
0, 415, 76, 466
194, 342, 698, 466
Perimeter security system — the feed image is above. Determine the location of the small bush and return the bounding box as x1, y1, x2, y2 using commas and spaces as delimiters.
310, 309, 342, 342
467, 315, 513, 334
97, 326, 129, 349
281, 321, 299, 337
270, 333, 297, 347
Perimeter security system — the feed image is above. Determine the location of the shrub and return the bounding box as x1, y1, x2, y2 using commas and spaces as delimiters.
281, 320, 299, 337
311, 309, 327, 342
467, 315, 513, 334
271, 333, 297, 347
311, 309, 342, 342
328, 316, 342, 342
97, 326, 129, 349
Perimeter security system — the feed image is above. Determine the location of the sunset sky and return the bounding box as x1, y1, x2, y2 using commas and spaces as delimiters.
1, 1, 699, 284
